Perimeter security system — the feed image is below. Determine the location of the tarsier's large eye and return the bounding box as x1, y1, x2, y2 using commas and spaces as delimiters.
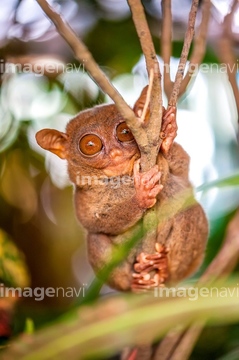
116, 122, 134, 142
79, 134, 103, 156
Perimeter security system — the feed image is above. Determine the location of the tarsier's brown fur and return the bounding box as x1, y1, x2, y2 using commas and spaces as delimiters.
36, 88, 208, 291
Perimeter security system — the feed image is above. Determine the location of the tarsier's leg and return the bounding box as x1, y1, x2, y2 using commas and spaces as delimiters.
132, 203, 208, 291
87, 232, 135, 291
165, 204, 208, 283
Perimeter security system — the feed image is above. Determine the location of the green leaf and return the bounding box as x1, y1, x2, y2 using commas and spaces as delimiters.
197, 173, 239, 192
218, 348, 239, 360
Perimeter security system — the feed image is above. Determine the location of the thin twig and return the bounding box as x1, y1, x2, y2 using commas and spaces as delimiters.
179, 0, 211, 97
215, 0, 239, 122
169, 0, 199, 107
167, 323, 205, 360
36, 0, 148, 147
154, 208, 239, 360
140, 69, 154, 123
161, 0, 174, 100
128, 0, 163, 170
153, 329, 185, 360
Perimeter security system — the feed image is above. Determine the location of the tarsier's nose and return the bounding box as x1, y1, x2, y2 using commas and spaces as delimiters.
109, 148, 123, 159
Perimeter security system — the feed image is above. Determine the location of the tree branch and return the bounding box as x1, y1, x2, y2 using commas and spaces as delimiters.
128, 0, 163, 171
215, 0, 239, 123
161, 0, 174, 100
168, 0, 199, 107
35, 0, 148, 147
179, 0, 211, 98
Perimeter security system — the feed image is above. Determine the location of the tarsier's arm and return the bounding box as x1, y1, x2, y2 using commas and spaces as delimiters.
74, 162, 163, 235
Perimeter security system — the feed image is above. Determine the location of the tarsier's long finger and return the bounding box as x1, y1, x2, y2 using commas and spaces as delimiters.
161, 106, 177, 131
134, 162, 160, 186
131, 244, 169, 292
161, 137, 174, 155
160, 106, 177, 155
148, 185, 163, 199
143, 168, 161, 189
160, 114, 177, 138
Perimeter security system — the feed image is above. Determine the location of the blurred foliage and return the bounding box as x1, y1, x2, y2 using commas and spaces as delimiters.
0, 229, 30, 288
0, 0, 238, 359
3, 280, 239, 360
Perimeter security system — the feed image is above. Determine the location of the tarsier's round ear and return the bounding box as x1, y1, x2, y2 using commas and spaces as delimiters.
35, 129, 69, 159
133, 85, 149, 121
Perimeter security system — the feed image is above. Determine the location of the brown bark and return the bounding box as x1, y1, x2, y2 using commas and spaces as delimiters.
216, 0, 239, 122
161, 0, 174, 100
169, 0, 199, 107
128, 0, 163, 170
179, 0, 211, 97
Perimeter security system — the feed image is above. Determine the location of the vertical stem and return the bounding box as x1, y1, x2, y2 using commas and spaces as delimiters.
169, 0, 199, 106
161, 0, 173, 100
128, 0, 163, 170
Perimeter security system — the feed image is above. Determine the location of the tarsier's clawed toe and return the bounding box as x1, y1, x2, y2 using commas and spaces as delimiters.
131, 244, 169, 292
133, 160, 163, 209
160, 106, 177, 155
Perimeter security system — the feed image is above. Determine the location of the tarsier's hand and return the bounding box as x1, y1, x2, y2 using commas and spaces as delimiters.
160, 106, 177, 154
133, 160, 163, 209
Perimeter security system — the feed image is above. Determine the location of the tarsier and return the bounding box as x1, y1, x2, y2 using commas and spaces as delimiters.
36, 87, 208, 292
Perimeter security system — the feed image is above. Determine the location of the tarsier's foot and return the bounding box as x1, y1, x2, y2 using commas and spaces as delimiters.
131, 244, 169, 292
133, 160, 163, 209
160, 106, 177, 155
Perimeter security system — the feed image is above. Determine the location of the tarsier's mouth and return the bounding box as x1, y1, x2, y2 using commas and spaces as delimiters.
103, 154, 140, 177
